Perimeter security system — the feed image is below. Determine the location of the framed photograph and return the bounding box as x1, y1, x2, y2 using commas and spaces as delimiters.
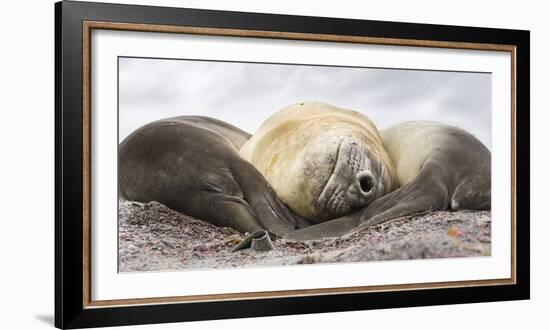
55, 1, 530, 328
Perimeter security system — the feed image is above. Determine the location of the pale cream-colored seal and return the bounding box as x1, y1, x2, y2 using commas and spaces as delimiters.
240, 101, 398, 222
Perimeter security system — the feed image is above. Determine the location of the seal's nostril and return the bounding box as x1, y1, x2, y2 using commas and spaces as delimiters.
358, 173, 374, 193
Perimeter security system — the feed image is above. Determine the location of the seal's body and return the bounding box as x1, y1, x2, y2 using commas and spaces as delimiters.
284, 121, 491, 241
119, 116, 309, 237
359, 121, 491, 226
240, 102, 398, 222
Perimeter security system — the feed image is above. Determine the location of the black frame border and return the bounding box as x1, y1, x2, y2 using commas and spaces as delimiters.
55, 1, 530, 328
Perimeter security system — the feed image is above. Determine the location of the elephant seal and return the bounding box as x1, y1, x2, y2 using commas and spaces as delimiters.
119, 116, 310, 239
284, 121, 491, 241
240, 102, 398, 222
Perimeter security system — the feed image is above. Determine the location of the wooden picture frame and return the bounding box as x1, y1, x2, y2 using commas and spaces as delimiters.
55, 1, 530, 328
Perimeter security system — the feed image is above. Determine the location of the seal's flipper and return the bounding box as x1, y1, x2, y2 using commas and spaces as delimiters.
231, 160, 311, 237
283, 211, 361, 241
353, 169, 449, 233
185, 191, 268, 235
450, 178, 491, 211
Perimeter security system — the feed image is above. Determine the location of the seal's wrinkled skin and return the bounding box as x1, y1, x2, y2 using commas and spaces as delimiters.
240, 102, 398, 222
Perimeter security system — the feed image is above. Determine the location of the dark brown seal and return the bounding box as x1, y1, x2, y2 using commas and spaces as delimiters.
119, 116, 310, 239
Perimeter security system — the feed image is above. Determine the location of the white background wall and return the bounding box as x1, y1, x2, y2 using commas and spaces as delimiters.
0, 0, 547, 329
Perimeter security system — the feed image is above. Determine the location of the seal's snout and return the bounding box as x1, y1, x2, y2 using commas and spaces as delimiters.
317, 139, 380, 220
346, 170, 376, 207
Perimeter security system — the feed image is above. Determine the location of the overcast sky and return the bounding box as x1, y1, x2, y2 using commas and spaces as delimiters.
119, 57, 491, 149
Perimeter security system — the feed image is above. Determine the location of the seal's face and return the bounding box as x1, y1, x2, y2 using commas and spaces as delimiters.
316, 140, 378, 219
293, 135, 394, 223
